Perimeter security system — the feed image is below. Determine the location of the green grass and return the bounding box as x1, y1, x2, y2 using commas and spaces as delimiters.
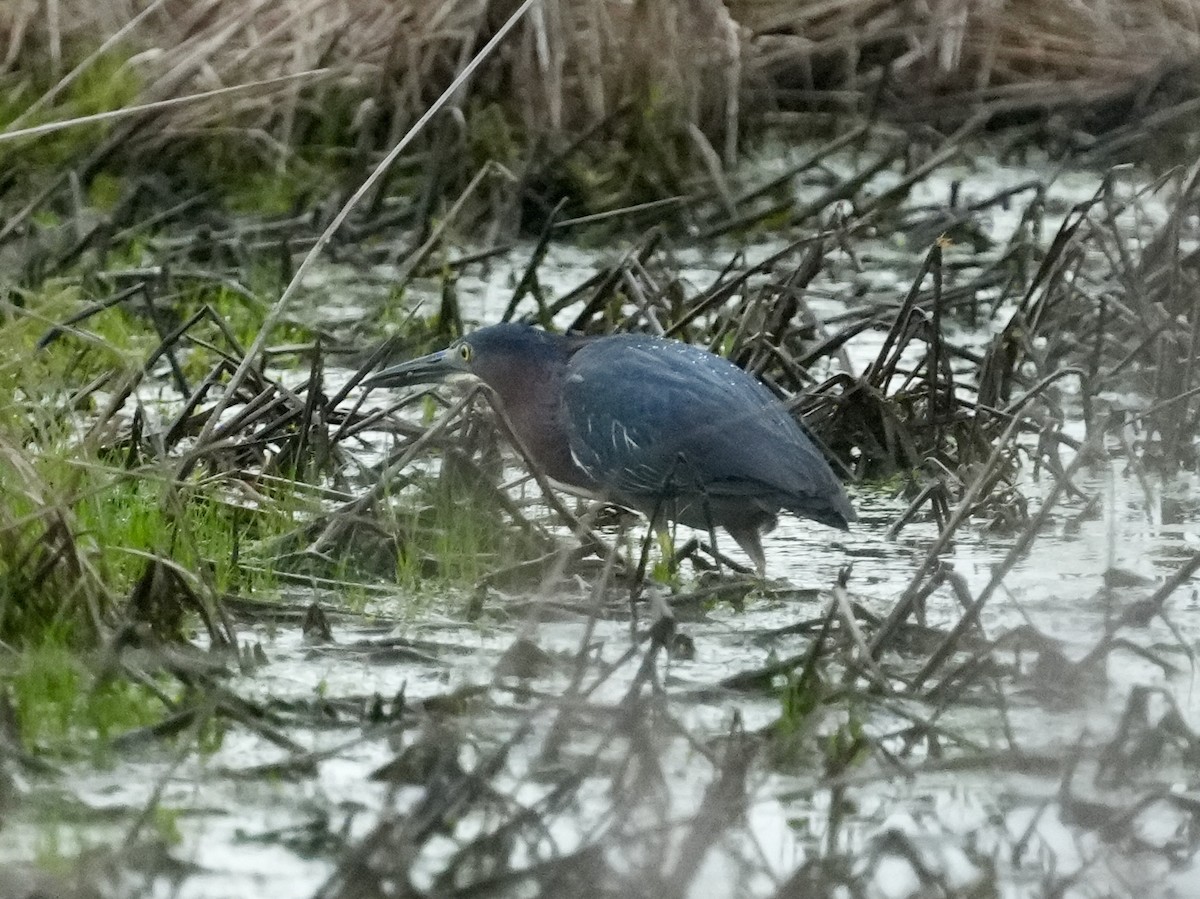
0, 224, 533, 646
388, 466, 543, 589
0, 49, 143, 196
0, 271, 305, 652
6, 642, 168, 755
0, 82, 608, 770
0, 272, 302, 759
0, 436, 296, 649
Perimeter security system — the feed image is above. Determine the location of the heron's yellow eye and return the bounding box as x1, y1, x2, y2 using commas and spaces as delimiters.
457, 342, 473, 364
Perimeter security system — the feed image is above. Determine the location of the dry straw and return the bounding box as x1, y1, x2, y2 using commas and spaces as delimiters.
5, 0, 1198, 159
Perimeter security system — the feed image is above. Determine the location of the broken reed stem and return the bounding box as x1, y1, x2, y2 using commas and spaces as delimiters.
1077, 549, 1200, 668
306, 385, 486, 556
869, 412, 1025, 658
866, 240, 944, 387
917, 436, 1102, 695
190, 0, 538, 459
0, 70, 330, 144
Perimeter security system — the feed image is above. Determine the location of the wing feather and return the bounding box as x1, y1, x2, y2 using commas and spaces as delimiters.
562, 336, 844, 518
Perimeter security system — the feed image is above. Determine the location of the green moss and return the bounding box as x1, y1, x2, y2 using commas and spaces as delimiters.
226, 169, 311, 217
68, 52, 141, 118
468, 102, 522, 171
86, 172, 124, 211
0, 49, 142, 193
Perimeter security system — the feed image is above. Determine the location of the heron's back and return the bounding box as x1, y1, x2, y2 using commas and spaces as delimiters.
562, 334, 853, 529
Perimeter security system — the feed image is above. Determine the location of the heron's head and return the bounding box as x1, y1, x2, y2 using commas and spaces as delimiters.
365, 323, 570, 402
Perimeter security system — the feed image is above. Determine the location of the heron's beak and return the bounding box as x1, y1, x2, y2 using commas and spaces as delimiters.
364, 348, 462, 389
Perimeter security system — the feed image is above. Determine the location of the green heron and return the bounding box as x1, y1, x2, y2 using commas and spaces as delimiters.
366, 323, 854, 575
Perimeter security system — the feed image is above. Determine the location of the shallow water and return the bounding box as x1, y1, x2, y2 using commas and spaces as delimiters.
8, 145, 1200, 898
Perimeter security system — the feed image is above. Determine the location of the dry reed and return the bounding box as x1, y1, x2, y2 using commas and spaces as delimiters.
3, 0, 1197, 179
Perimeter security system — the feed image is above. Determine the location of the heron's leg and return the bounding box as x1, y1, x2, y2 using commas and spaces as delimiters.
724, 525, 766, 579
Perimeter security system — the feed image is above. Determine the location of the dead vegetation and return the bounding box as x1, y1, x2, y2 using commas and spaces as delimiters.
4, 73, 1200, 663
2, 0, 1199, 230
3, 1, 1200, 896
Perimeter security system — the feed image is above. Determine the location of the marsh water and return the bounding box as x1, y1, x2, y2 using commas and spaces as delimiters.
9, 145, 1200, 898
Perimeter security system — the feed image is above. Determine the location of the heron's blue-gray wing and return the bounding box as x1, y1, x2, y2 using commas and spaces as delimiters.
562, 335, 848, 521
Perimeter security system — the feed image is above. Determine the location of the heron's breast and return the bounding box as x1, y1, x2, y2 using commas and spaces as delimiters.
497, 389, 594, 490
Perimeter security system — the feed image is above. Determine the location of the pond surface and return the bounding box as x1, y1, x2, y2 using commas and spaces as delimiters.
8, 144, 1200, 899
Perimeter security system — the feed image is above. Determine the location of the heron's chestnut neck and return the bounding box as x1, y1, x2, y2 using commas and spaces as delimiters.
473, 348, 589, 489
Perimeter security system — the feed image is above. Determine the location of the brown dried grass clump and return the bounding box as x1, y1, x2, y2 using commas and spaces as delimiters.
2, 0, 1196, 183
0, 0, 742, 172
735, 0, 1200, 119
